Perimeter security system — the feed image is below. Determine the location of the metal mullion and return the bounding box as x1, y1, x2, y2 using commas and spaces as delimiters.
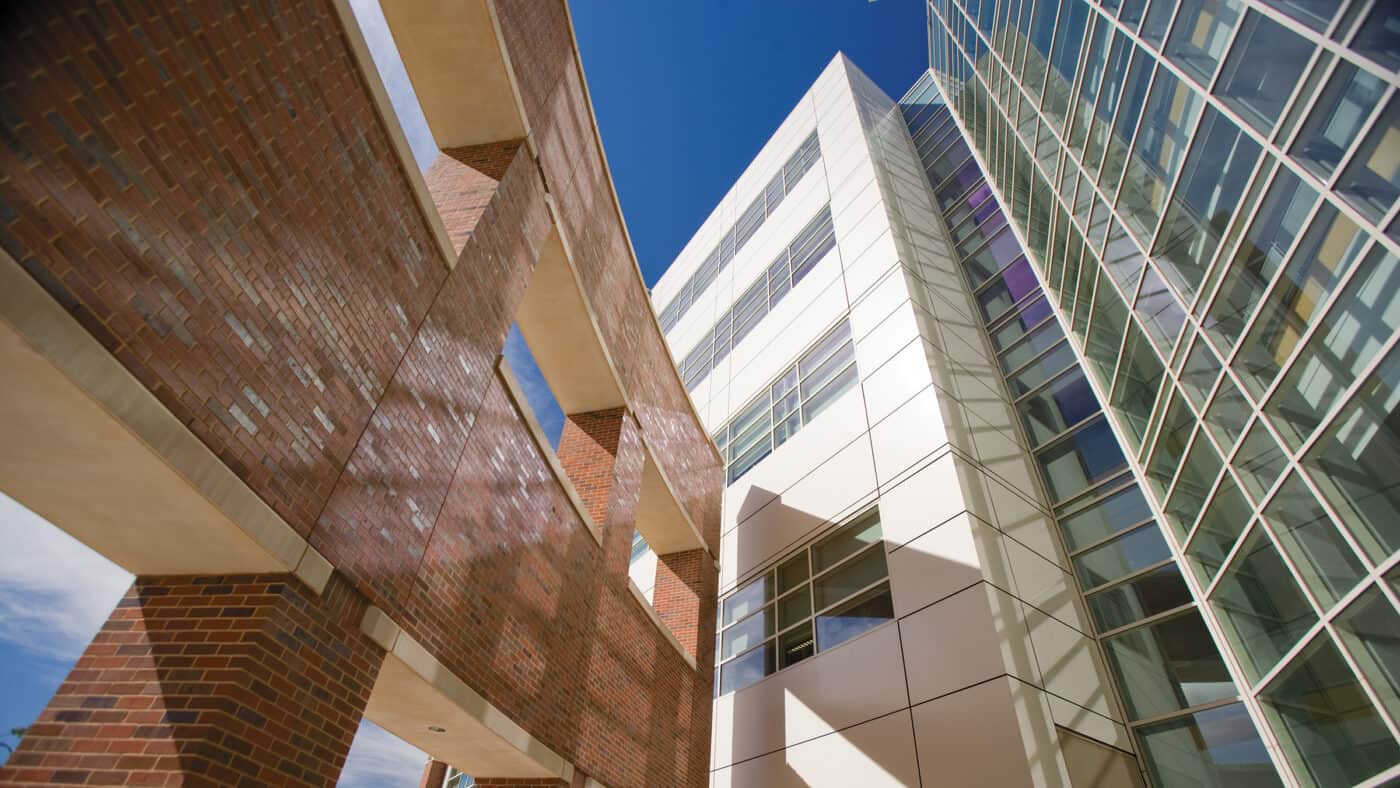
811, 575, 892, 622
1183, 141, 1281, 319
1323, 79, 1396, 198
1068, 515, 1160, 557
1139, 88, 1212, 277
1096, 600, 1197, 640
993, 307, 1058, 353
1199, 514, 1263, 601
1274, 47, 1348, 158
1319, 611, 1400, 744
1011, 359, 1081, 407
1001, 334, 1069, 380
1178, 462, 1241, 552
1029, 410, 1109, 455
1053, 470, 1140, 519
811, 541, 885, 584
1285, 326, 1400, 464
1124, 694, 1243, 730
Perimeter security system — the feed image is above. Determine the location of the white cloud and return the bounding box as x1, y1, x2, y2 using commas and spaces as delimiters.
0, 493, 133, 662
347, 0, 439, 172
339, 720, 429, 788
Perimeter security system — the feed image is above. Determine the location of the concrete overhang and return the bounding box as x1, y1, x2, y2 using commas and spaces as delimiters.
636, 431, 710, 557
378, 0, 528, 148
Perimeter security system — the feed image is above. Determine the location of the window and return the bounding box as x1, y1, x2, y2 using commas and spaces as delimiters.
1038, 416, 1129, 502
679, 205, 837, 391
715, 510, 892, 695
1290, 63, 1387, 180
1136, 703, 1283, 788
657, 132, 821, 332
1208, 529, 1317, 682
1260, 634, 1400, 787
1336, 95, 1399, 223
1103, 609, 1236, 719
1165, 0, 1240, 83
1214, 11, 1313, 133
714, 320, 858, 484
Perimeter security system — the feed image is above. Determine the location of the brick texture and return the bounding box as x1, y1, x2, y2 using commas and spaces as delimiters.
418, 758, 449, 788
425, 141, 525, 258
0, 1, 719, 786
556, 408, 629, 528
0, 573, 383, 787
654, 550, 715, 660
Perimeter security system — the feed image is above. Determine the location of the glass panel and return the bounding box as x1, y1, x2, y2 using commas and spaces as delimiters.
1336, 95, 1400, 223
814, 545, 888, 609
1232, 420, 1288, 502
1000, 323, 1067, 375
1264, 473, 1366, 608
1136, 703, 1283, 788
778, 621, 815, 669
1303, 346, 1400, 563
1088, 563, 1193, 631
1111, 322, 1165, 448
1178, 334, 1221, 409
1164, 429, 1223, 537
1118, 69, 1204, 244
1215, 11, 1314, 133
719, 640, 775, 695
990, 296, 1055, 351
1039, 417, 1130, 502
1352, 1, 1400, 73
1209, 529, 1317, 682
1184, 477, 1251, 584
1334, 586, 1400, 723
1164, 0, 1240, 83
1104, 610, 1237, 719
1203, 375, 1250, 450
812, 511, 882, 573
722, 573, 772, 628
1086, 273, 1130, 384
1260, 635, 1400, 787
1268, 246, 1399, 448
976, 257, 1039, 322
815, 583, 894, 652
1019, 370, 1100, 445
1147, 391, 1197, 495
1258, 0, 1337, 31
1205, 168, 1316, 351
1291, 63, 1387, 180
1075, 524, 1173, 589
778, 588, 811, 631
801, 363, 857, 423
1154, 106, 1262, 298
1140, 0, 1177, 47
1061, 483, 1154, 550
1233, 205, 1365, 397
721, 606, 775, 662
777, 552, 808, 594
1134, 266, 1187, 353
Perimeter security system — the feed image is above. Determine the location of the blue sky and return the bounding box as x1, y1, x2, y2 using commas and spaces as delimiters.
0, 0, 929, 782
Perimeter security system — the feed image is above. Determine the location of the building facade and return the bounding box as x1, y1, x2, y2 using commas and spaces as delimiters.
919, 0, 1400, 785
0, 2, 719, 787
650, 54, 1154, 788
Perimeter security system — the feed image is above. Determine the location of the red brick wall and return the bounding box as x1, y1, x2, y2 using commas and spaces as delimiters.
426, 141, 526, 257
0, 1, 719, 786
654, 550, 715, 659
556, 408, 628, 527
0, 0, 447, 537
0, 573, 382, 787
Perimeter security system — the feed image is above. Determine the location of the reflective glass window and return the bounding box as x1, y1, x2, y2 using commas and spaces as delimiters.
1264, 473, 1366, 608
1334, 586, 1400, 723
1261, 635, 1400, 787
1257, 0, 1338, 31
1039, 417, 1130, 502
1165, 0, 1241, 83
1184, 476, 1252, 583
1075, 524, 1173, 589
1104, 610, 1236, 719
1154, 106, 1262, 298
1291, 63, 1387, 180
1232, 204, 1365, 397
1110, 322, 1165, 449
976, 257, 1039, 322
1088, 564, 1193, 631
1303, 347, 1400, 564
1019, 370, 1099, 445
1215, 11, 1314, 133
1118, 69, 1204, 244
815, 583, 894, 651
1336, 95, 1400, 223
1352, 2, 1400, 72
1209, 529, 1318, 681
1060, 483, 1154, 550
1136, 703, 1283, 788
1163, 429, 1223, 536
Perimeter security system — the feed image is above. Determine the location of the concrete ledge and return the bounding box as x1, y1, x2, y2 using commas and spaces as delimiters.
0, 248, 309, 579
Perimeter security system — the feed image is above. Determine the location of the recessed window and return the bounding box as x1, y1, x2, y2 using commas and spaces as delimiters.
1215, 11, 1314, 133
714, 320, 858, 484
714, 510, 892, 696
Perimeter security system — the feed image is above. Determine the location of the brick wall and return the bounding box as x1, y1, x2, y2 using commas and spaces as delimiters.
0, 1, 719, 786
426, 141, 526, 257
556, 408, 629, 527
654, 550, 715, 660
0, 573, 382, 787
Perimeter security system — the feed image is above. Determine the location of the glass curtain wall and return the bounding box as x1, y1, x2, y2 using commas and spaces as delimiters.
901, 75, 1278, 787
920, 0, 1400, 783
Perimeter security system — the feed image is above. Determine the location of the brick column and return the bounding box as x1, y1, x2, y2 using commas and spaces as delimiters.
418, 757, 450, 788
653, 550, 717, 662
0, 573, 384, 787
556, 408, 643, 564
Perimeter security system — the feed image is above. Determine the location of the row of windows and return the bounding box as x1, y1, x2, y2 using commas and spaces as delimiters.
679, 206, 838, 391
714, 509, 893, 696
713, 319, 857, 484
657, 132, 822, 333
